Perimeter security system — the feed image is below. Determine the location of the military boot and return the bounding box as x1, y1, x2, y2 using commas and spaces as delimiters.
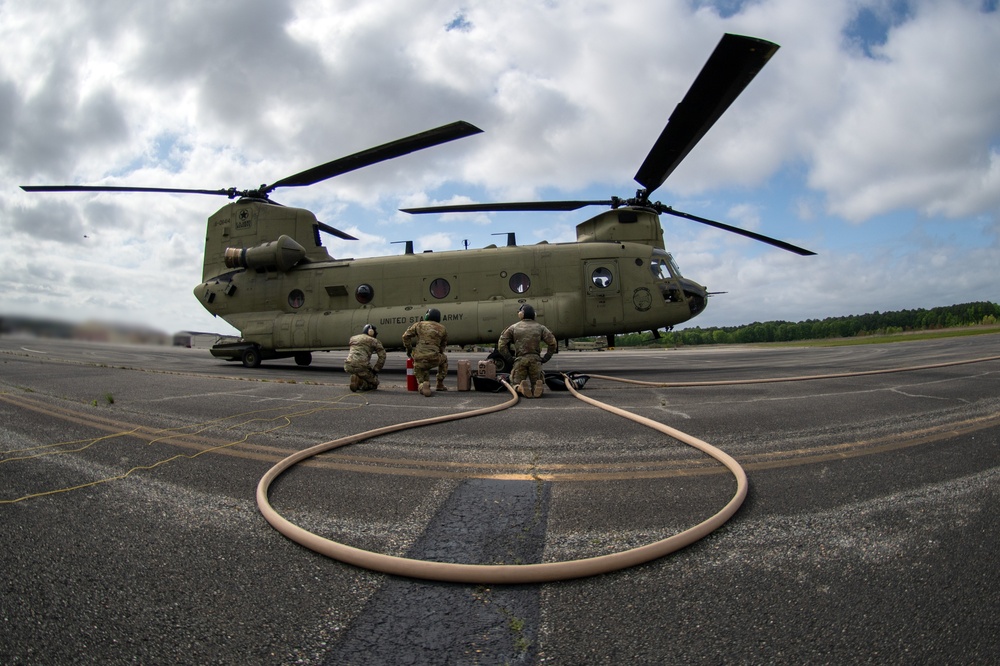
519, 380, 532, 397
349, 375, 361, 392
419, 381, 432, 397
533, 380, 544, 398
436, 382, 448, 391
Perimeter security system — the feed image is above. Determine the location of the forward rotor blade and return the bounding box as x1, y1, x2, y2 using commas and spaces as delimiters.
660, 206, 815, 256
402, 200, 611, 214
268, 120, 484, 192
20, 185, 234, 196
634, 34, 779, 194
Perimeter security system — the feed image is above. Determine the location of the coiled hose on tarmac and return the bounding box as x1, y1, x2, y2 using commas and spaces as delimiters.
256, 375, 748, 584
258, 353, 1000, 584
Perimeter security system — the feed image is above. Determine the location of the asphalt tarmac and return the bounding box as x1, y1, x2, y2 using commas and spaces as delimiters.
1, 333, 998, 664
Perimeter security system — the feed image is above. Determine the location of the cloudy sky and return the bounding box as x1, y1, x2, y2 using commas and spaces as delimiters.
2, 0, 998, 336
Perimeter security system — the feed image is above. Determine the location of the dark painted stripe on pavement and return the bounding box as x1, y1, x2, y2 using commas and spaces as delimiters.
326, 478, 550, 664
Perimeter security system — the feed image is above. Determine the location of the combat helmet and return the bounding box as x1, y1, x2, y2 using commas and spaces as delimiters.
424, 308, 442, 322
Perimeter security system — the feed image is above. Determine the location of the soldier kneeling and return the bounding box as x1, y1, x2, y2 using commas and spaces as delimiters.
344, 324, 385, 392
498, 304, 556, 398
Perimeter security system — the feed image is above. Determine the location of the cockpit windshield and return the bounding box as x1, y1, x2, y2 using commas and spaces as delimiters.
650, 249, 682, 281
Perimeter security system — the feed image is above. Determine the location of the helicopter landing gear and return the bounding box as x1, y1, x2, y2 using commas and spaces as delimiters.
241, 345, 262, 368
294, 352, 312, 367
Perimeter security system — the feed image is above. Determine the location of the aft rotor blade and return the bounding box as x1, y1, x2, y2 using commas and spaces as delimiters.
402, 200, 612, 214
20, 185, 234, 196
268, 121, 484, 192
634, 34, 779, 194
316, 220, 358, 241
660, 206, 815, 256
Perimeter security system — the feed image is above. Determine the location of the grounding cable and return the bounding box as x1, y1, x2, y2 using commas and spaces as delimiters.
585, 354, 1000, 388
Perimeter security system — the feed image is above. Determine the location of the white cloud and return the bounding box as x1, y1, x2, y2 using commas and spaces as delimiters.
806, 1, 1000, 221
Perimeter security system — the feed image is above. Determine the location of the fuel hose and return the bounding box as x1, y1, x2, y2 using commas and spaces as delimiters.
256, 376, 747, 584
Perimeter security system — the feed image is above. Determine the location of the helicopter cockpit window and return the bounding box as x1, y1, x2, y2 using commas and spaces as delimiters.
650, 250, 682, 280
590, 267, 613, 289
355, 284, 374, 304
288, 289, 305, 309
509, 272, 531, 294
650, 259, 671, 281
429, 278, 451, 299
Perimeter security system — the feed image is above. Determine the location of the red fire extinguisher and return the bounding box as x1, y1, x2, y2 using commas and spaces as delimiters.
406, 356, 417, 391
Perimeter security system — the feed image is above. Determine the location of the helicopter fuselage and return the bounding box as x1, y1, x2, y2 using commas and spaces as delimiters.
193, 199, 707, 356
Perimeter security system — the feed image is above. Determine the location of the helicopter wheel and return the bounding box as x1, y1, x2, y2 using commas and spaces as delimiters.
486, 350, 513, 374
241, 346, 262, 368
294, 352, 312, 367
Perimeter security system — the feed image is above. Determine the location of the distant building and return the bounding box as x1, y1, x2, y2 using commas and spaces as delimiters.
75, 320, 170, 345
0, 315, 76, 338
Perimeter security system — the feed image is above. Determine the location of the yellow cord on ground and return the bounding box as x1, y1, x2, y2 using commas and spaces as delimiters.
0, 394, 364, 504
256, 378, 748, 584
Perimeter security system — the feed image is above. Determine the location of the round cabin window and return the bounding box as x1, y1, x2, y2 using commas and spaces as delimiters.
591, 267, 613, 289
429, 278, 451, 299
509, 272, 531, 294
355, 284, 374, 304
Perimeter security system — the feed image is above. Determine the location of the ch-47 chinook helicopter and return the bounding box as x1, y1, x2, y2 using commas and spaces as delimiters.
22, 33, 813, 372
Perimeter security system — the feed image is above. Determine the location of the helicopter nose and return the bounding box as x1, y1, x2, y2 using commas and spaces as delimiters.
679, 278, 708, 315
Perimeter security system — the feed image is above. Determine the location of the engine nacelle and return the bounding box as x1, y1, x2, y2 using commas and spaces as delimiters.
224, 235, 306, 273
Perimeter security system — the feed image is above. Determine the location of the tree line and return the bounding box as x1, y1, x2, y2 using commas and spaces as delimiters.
613, 301, 1000, 347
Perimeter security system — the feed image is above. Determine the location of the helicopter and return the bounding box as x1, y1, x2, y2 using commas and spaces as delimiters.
21, 33, 813, 373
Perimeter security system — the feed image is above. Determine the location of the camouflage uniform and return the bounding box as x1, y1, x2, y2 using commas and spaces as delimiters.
344, 333, 386, 391
402, 320, 449, 395
498, 318, 556, 397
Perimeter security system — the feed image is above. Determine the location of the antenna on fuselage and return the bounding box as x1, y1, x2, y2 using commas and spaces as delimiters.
392, 240, 414, 255
492, 232, 516, 247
